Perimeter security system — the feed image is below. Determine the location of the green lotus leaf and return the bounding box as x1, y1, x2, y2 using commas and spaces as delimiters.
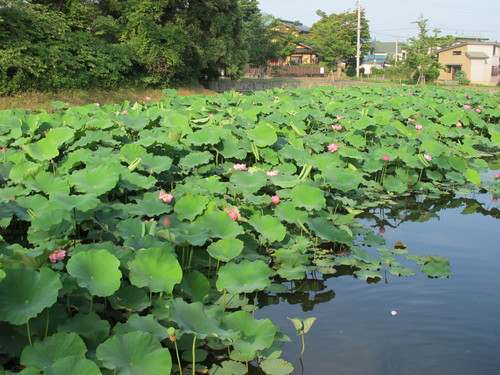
164, 218, 210, 246
139, 154, 172, 173
45, 356, 102, 375
26, 172, 71, 196
216, 259, 273, 294
202, 212, 244, 239
109, 285, 150, 312
222, 311, 277, 360
260, 359, 294, 375
420, 255, 452, 278
45, 127, 75, 146
25, 138, 59, 161
129, 247, 182, 293
96, 332, 172, 375
49, 193, 101, 212
185, 126, 231, 146
174, 194, 209, 221
160, 111, 189, 129
323, 167, 364, 193
0, 267, 62, 325
207, 238, 244, 262
66, 249, 122, 297
196, 176, 227, 195
120, 115, 151, 131
389, 267, 416, 277
273, 201, 309, 224
383, 175, 408, 194
113, 314, 169, 342
120, 144, 146, 164
178, 151, 213, 169
229, 170, 267, 194
354, 269, 382, 280
246, 124, 278, 147
168, 298, 234, 340
306, 217, 353, 245
464, 168, 481, 185
69, 164, 120, 195
57, 313, 110, 348
248, 215, 286, 243
290, 184, 326, 211
21, 332, 87, 371
180, 270, 210, 303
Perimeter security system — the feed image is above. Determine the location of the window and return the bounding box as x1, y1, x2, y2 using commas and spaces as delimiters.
492, 66, 499, 77
452, 51, 462, 55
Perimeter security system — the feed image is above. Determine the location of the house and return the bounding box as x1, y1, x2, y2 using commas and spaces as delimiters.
361, 41, 407, 74
268, 19, 318, 66
437, 39, 500, 85
361, 54, 389, 74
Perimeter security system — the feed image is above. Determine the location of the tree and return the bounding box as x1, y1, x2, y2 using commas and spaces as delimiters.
239, 0, 279, 68
403, 18, 454, 85
309, 9, 370, 73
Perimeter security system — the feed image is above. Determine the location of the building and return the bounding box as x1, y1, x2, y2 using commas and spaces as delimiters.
268, 20, 318, 66
437, 39, 500, 85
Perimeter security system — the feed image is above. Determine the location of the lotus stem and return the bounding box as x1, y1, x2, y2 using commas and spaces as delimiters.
299, 334, 305, 359
89, 295, 94, 314
26, 320, 32, 346
45, 308, 50, 338
192, 335, 197, 375
174, 339, 183, 375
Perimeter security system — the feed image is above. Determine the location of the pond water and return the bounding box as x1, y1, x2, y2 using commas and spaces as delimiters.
256, 192, 500, 375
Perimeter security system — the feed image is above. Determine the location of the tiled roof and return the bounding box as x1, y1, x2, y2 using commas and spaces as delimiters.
363, 54, 389, 63
278, 20, 310, 33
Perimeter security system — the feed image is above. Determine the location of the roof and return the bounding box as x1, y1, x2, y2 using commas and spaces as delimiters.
371, 41, 403, 54
438, 41, 500, 54
466, 51, 489, 59
278, 20, 310, 33
363, 54, 389, 63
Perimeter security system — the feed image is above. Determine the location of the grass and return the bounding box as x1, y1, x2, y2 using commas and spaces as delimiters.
0, 86, 216, 111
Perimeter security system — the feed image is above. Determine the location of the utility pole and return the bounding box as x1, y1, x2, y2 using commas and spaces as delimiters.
395, 38, 399, 66
356, 0, 361, 77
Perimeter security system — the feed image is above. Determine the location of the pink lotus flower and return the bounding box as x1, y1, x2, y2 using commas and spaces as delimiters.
1, 147, 5, 153
227, 210, 238, 221
379, 227, 386, 234
271, 195, 280, 204
336, 115, 344, 120
93, 102, 100, 106
463, 104, 471, 110
494, 173, 500, 179
475, 108, 482, 113
145, 96, 151, 100
382, 155, 390, 162
209, 113, 214, 118
233, 163, 247, 171
408, 118, 415, 123
122, 110, 128, 114
424, 154, 432, 161
266, 170, 279, 176
163, 217, 171, 227
456, 122, 462, 127
331, 125, 343, 131
49, 249, 67, 263
327, 143, 339, 152
493, 197, 498, 202
415, 124, 423, 130
159, 191, 174, 203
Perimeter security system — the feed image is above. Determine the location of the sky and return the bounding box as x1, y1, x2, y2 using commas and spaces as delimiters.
257, 0, 500, 43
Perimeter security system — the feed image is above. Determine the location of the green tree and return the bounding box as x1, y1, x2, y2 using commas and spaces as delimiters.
403, 18, 454, 85
309, 9, 370, 73
239, 0, 279, 68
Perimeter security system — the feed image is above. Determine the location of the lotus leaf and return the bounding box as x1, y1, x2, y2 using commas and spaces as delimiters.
58, 313, 110, 348
290, 184, 326, 211
21, 332, 87, 371
69, 164, 120, 196
45, 356, 102, 375
66, 249, 122, 297
246, 124, 278, 147
207, 238, 244, 262
0, 267, 62, 325
222, 311, 277, 360
168, 298, 234, 340
202, 212, 244, 239
260, 359, 294, 375
248, 214, 286, 243
112, 314, 169, 342
129, 247, 181, 293
216, 259, 273, 294
96, 332, 172, 375
180, 270, 210, 303
174, 194, 209, 221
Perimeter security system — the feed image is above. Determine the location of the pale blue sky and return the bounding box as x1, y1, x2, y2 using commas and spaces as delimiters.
258, 0, 500, 43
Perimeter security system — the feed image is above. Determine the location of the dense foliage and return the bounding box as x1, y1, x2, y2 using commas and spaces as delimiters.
309, 9, 370, 72
0, 0, 252, 94
0, 86, 499, 374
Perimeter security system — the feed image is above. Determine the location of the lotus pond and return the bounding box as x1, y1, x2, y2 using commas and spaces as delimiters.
0, 86, 498, 375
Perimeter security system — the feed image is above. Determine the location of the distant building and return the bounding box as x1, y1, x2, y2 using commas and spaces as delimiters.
437, 38, 500, 85
361, 41, 406, 74
268, 20, 318, 66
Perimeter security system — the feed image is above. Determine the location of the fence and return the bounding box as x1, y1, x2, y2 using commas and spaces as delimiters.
244, 65, 326, 78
